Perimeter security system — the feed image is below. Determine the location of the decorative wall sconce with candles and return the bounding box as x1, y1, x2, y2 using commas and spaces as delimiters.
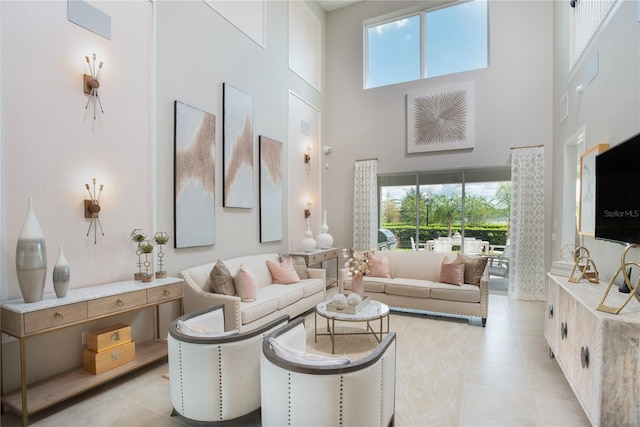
304, 200, 312, 218
84, 53, 104, 120
85, 178, 104, 244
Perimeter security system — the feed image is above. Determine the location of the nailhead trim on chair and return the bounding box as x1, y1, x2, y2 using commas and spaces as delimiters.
218, 345, 223, 420
339, 375, 344, 426
178, 342, 186, 415
287, 372, 292, 426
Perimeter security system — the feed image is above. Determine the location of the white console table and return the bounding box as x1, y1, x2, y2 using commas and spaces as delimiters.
0, 277, 183, 426
545, 274, 640, 426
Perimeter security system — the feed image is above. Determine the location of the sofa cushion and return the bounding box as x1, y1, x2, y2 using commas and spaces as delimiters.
279, 254, 309, 280
368, 253, 391, 278
344, 277, 386, 293
439, 254, 465, 286
234, 263, 258, 302
210, 260, 236, 295
240, 296, 279, 325
267, 259, 301, 284
429, 282, 481, 303
259, 284, 304, 309
299, 278, 326, 298
176, 320, 239, 337
387, 251, 447, 281
224, 254, 280, 288
384, 279, 432, 298
461, 255, 487, 286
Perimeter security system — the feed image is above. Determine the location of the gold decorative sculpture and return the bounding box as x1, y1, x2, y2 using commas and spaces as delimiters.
568, 246, 599, 283
597, 244, 640, 314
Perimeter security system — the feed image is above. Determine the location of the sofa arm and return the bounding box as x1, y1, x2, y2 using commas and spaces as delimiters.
306, 268, 326, 282
181, 271, 242, 331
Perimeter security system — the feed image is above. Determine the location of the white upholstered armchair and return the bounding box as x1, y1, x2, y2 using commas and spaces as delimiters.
261, 317, 397, 427
167, 305, 288, 424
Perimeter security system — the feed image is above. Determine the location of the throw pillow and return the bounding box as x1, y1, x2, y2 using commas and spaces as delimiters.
368, 253, 391, 278
234, 263, 259, 302
269, 337, 350, 366
279, 254, 309, 280
266, 258, 301, 284
209, 260, 236, 295
461, 255, 488, 286
439, 254, 465, 286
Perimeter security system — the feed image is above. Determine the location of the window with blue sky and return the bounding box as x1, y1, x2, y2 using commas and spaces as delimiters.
366, 0, 488, 89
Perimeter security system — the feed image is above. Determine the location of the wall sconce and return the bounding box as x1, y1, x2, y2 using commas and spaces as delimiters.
304, 145, 311, 163
85, 178, 104, 244
304, 200, 312, 218
84, 53, 104, 120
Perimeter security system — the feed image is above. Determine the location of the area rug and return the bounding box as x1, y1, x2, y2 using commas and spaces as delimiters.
303, 310, 470, 427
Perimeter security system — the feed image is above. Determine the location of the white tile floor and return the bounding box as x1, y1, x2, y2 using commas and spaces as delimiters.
1, 293, 590, 426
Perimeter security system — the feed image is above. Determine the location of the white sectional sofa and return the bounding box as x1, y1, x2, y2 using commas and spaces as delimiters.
181, 253, 326, 332
339, 250, 489, 326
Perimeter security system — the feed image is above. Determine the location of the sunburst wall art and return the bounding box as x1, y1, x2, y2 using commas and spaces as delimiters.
259, 136, 283, 242
223, 83, 254, 208
174, 101, 216, 248
407, 82, 474, 153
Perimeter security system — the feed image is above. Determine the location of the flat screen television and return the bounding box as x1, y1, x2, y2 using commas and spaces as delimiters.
595, 131, 640, 245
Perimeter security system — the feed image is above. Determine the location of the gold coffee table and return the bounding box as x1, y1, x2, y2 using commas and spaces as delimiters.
315, 299, 390, 353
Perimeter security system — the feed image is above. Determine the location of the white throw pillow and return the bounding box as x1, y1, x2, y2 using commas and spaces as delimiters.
177, 320, 239, 337
269, 337, 350, 366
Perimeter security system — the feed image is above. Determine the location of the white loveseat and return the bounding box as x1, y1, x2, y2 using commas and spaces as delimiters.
339, 251, 489, 326
261, 317, 397, 427
181, 253, 326, 332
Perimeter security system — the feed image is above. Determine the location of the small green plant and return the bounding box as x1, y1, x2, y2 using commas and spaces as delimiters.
131, 234, 146, 243
154, 235, 169, 245
138, 242, 154, 253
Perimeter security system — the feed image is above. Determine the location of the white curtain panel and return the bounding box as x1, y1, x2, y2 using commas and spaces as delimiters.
353, 159, 378, 251
509, 146, 546, 300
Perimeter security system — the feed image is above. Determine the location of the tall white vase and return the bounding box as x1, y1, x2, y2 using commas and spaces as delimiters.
301, 218, 317, 252
317, 210, 334, 249
53, 246, 70, 298
16, 197, 47, 303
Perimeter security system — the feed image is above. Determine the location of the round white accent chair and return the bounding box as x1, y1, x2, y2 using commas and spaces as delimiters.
168, 305, 288, 424
261, 316, 397, 427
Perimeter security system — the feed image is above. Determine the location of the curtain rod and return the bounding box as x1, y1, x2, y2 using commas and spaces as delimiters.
510, 144, 544, 150
355, 157, 378, 162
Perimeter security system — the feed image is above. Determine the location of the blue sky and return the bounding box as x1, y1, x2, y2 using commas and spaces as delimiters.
367, 0, 488, 88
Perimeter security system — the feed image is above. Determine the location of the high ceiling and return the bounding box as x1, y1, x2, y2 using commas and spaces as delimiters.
317, 0, 361, 12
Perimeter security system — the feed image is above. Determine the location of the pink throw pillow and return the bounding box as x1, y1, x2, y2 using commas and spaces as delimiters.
234, 264, 258, 302
266, 258, 301, 284
368, 253, 391, 278
439, 254, 465, 286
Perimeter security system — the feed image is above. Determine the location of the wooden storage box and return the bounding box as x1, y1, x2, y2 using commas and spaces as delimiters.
83, 341, 135, 375
87, 323, 131, 352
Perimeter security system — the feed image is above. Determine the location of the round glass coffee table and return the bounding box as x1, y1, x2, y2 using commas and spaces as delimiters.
315, 299, 390, 354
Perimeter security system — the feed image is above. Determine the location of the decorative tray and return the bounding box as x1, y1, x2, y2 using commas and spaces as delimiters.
326, 296, 370, 314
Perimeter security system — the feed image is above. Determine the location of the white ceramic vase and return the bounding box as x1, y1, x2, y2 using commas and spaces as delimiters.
317, 210, 334, 249
15, 197, 47, 303
53, 246, 70, 298
301, 218, 317, 252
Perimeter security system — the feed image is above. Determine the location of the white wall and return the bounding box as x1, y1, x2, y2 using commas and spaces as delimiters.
323, 1, 554, 262
551, 0, 640, 279
1, 0, 154, 388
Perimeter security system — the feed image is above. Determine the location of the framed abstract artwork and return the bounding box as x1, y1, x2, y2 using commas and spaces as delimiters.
407, 82, 474, 153
578, 143, 608, 236
259, 136, 283, 242
223, 83, 254, 208
174, 101, 216, 248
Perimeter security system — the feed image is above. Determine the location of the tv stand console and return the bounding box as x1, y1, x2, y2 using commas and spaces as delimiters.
1, 277, 183, 427
545, 274, 640, 426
